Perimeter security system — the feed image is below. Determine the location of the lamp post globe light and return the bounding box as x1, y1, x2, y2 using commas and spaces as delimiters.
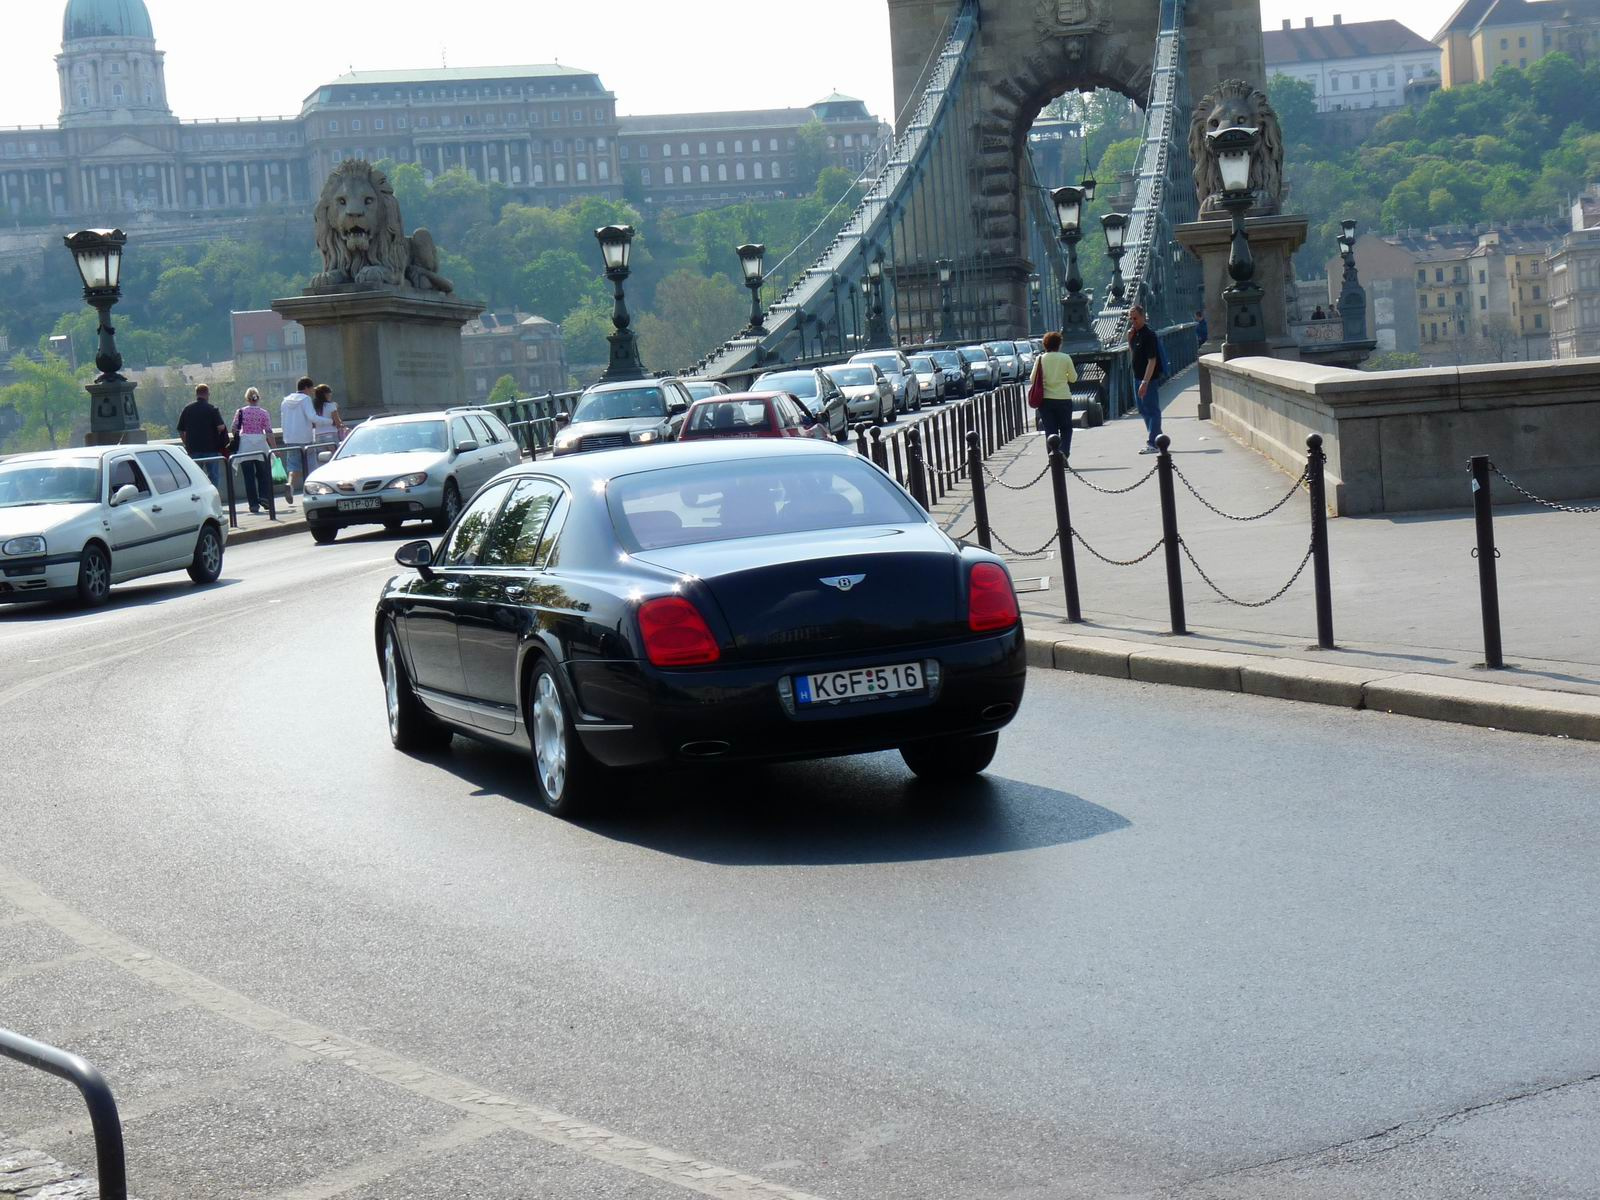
595, 224, 647, 382
1051, 185, 1095, 347
1100, 212, 1129, 308
1028, 273, 1042, 335
736, 242, 767, 336
936, 258, 956, 343
1336, 217, 1369, 342
1205, 125, 1267, 359
65, 228, 144, 445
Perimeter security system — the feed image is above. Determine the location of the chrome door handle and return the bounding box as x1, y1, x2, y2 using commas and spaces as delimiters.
443, 581, 460, 593
151, 505, 163, 512
190, 494, 200, 501
505, 586, 526, 601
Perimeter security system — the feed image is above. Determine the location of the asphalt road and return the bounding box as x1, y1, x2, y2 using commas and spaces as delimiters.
2, 529, 1599, 1200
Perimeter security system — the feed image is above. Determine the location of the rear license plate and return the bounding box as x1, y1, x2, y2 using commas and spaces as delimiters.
795, 662, 924, 706
336, 497, 382, 512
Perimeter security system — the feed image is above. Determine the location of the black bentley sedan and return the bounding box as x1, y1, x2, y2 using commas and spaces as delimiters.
375, 440, 1026, 816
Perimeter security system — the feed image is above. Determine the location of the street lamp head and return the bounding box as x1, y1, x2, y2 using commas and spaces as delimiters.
1336, 235, 1352, 256
1080, 173, 1097, 203
1100, 212, 1129, 253
1341, 218, 1359, 242
1205, 125, 1260, 196
64, 227, 127, 293
937, 257, 953, 285
1029, 273, 1041, 295
1172, 243, 1184, 265
861, 277, 872, 296
867, 250, 884, 279
1051, 185, 1083, 236
594, 224, 635, 273
735, 242, 766, 285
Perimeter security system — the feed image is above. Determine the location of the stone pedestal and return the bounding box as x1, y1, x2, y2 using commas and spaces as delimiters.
1178, 214, 1309, 362
271, 288, 485, 419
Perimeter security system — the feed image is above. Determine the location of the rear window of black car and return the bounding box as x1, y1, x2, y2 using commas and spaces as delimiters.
608, 456, 923, 550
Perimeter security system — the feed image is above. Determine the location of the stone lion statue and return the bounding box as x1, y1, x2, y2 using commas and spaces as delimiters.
310, 159, 453, 293
1188, 80, 1284, 217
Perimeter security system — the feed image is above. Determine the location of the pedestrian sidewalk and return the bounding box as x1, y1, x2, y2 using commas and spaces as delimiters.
930, 366, 1600, 738
225, 499, 309, 546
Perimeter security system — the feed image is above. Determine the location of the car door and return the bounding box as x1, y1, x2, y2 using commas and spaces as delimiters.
454, 476, 567, 733
393, 478, 514, 702
102, 455, 164, 577
446, 415, 487, 498
479, 412, 523, 470
135, 450, 203, 569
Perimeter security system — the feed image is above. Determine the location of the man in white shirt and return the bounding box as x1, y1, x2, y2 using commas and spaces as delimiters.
279, 377, 315, 500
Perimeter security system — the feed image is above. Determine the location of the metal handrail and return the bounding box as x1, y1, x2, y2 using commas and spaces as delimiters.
0, 1027, 127, 1200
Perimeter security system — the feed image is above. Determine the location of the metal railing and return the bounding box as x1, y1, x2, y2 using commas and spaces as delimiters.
1, 1027, 127, 1200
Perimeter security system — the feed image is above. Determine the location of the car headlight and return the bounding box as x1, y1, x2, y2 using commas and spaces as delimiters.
554, 432, 579, 450
304, 481, 335, 496
387, 472, 429, 490
2, 536, 45, 557
631, 430, 661, 445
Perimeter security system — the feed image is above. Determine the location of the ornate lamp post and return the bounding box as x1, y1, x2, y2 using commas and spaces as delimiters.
865, 250, 891, 349
1205, 126, 1266, 359
595, 224, 647, 381
736, 242, 767, 335
1051, 185, 1095, 347
937, 258, 955, 342
1028, 274, 1042, 334
65, 228, 144, 445
1100, 212, 1129, 308
1336, 218, 1369, 342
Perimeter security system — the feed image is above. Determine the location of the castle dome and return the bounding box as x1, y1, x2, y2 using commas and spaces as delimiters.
63, 0, 154, 41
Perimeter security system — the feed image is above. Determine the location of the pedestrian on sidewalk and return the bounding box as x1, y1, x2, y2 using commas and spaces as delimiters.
280, 376, 315, 503
232, 387, 275, 515
308, 384, 346, 464
1129, 305, 1163, 454
1030, 331, 1079, 459
1194, 308, 1208, 349
176, 384, 227, 487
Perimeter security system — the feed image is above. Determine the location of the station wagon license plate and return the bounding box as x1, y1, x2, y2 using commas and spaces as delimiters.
336, 498, 383, 512
795, 661, 924, 706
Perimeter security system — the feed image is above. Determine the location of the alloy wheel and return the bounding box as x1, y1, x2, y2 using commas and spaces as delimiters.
384, 633, 402, 742
533, 673, 568, 802
201, 530, 221, 575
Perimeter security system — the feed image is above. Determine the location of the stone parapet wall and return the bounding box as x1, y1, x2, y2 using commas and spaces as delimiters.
1203, 354, 1600, 514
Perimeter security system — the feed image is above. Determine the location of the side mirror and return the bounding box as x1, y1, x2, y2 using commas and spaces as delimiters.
110, 483, 140, 507
395, 539, 435, 579
669, 400, 688, 415
555, 412, 571, 429
453, 439, 480, 455
317, 450, 333, 464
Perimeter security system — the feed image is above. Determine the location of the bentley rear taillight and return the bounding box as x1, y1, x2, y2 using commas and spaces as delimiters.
967, 563, 1019, 632
638, 596, 721, 666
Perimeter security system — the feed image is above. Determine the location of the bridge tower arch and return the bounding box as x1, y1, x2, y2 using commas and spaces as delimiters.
888, 0, 1264, 331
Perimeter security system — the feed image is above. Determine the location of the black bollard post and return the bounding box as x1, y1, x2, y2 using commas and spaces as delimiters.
1048, 433, 1083, 622
967, 430, 992, 550
890, 432, 906, 486
1470, 455, 1505, 669
1155, 434, 1186, 635
855, 423, 870, 458
264, 451, 277, 521
222, 455, 238, 529
907, 428, 930, 511
870, 426, 889, 472
1306, 434, 1335, 650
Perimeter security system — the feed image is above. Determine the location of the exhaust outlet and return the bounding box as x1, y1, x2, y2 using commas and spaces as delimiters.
679, 740, 732, 759
981, 703, 1015, 721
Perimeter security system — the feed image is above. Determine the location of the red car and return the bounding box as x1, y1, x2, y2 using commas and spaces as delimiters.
678, 392, 833, 442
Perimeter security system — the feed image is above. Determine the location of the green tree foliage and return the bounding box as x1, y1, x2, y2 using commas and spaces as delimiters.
487, 374, 520, 405
635, 271, 747, 371
793, 120, 831, 195
1267, 74, 1318, 150
1, 353, 84, 450
562, 301, 614, 365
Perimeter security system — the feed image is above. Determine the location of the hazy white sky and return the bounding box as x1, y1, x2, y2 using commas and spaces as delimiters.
0, 0, 1466, 129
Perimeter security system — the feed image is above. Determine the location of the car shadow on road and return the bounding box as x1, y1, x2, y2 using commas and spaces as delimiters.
0, 577, 241, 622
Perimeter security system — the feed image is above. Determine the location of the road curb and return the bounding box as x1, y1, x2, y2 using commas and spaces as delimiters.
1024, 630, 1600, 741
226, 517, 308, 546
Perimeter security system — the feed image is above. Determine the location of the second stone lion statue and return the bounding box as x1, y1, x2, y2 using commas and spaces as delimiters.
311, 159, 453, 293
1188, 80, 1284, 217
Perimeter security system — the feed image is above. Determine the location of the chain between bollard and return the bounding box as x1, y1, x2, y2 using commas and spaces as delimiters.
1178, 539, 1316, 608
1171, 463, 1308, 521
1485, 460, 1600, 514
981, 458, 1053, 491
987, 528, 1061, 558
1071, 529, 1166, 567
1066, 463, 1159, 495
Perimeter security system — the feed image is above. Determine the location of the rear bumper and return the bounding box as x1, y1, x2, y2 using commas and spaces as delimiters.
565, 627, 1026, 769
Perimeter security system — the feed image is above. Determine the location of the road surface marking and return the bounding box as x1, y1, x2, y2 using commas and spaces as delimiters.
0, 864, 833, 1200
263, 1116, 500, 1200
0, 947, 96, 985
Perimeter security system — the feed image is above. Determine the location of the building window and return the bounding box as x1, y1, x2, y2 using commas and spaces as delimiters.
734, 139, 743, 153
772, 160, 782, 178
641, 166, 652, 185
680, 142, 690, 156
573, 109, 584, 123
1500, 37, 1509, 49
769, 138, 778, 151
550, 109, 561, 123
1478, 269, 1486, 283
1435, 269, 1444, 282
620, 145, 630, 161
576, 161, 588, 181
638, 145, 648, 160
716, 141, 725, 154
1480, 296, 1487, 309
735, 162, 746, 180
1518, 35, 1527, 47
374, 118, 385, 130
753, 161, 764, 180
327, 120, 339, 132
1416, 269, 1426, 284
699, 164, 709, 182
664, 166, 675, 184
351, 119, 362, 131
1533, 285, 1542, 300
594, 108, 606, 123
1455, 291, 1464, 306
597, 160, 609, 181
1420, 294, 1428, 308
555, 162, 566, 182
1535, 314, 1544, 329
662, 143, 672, 157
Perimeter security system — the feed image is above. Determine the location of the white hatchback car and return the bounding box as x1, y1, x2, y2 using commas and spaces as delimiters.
0, 445, 227, 607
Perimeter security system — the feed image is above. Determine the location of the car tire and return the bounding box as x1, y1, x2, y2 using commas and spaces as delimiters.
527, 660, 603, 819
75, 543, 111, 607
383, 623, 452, 753
311, 525, 338, 545
383, 519, 406, 533
900, 732, 999, 780
187, 523, 223, 585
431, 480, 462, 533
885, 400, 898, 424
